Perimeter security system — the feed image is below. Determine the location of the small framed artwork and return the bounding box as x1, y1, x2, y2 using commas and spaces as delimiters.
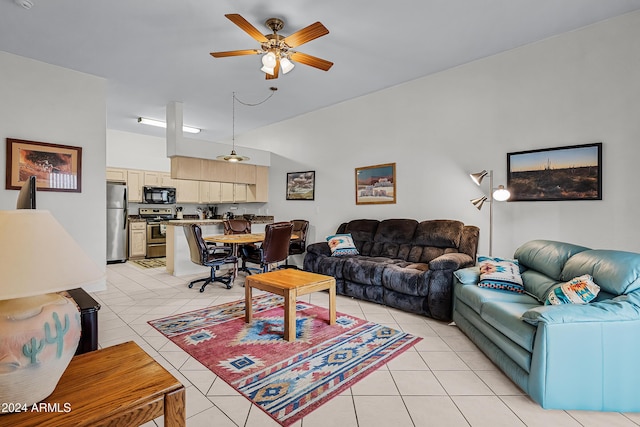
507, 142, 602, 201
286, 171, 315, 200
355, 162, 396, 205
6, 138, 82, 192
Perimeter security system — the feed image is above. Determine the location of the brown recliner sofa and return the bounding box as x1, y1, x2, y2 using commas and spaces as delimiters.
303, 219, 479, 321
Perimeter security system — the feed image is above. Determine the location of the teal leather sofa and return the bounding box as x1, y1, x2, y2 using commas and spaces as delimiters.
453, 240, 640, 412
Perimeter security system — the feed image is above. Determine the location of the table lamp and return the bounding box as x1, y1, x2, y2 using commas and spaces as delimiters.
0, 210, 104, 408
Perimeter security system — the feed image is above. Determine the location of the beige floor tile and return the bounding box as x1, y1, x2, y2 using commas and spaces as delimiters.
566, 409, 640, 426
299, 395, 358, 427
185, 405, 237, 427
207, 395, 252, 426
476, 370, 525, 395
456, 350, 497, 370
420, 351, 470, 370
350, 370, 399, 395
391, 370, 447, 396
386, 349, 430, 371
500, 395, 581, 427
404, 396, 470, 426
353, 396, 414, 427
453, 395, 526, 427
185, 385, 215, 419
434, 371, 493, 395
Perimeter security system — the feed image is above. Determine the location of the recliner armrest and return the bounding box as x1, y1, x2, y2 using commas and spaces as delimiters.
306, 242, 331, 257
429, 253, 474, 271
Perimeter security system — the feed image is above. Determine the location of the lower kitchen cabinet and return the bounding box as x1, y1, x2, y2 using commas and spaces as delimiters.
129, 221, 146, 259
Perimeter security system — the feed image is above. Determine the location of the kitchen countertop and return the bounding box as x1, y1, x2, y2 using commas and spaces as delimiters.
163, 216, 274, 226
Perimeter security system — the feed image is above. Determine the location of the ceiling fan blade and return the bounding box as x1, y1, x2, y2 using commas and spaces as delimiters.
266, 57, 280, 80
210, 49, 261, 58
225, 14, 268, 43
290, 52, 333, 71
283, 22, 329, 48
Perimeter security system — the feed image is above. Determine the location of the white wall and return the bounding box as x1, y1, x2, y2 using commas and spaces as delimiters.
238, 11, 640, 257
0, 51, 107, 288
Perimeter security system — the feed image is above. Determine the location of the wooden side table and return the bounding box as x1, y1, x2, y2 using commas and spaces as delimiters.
3, 341, 185, 427
245, 269, 336, 341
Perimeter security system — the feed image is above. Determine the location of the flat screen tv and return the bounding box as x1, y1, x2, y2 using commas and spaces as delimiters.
16, 176, 37, 209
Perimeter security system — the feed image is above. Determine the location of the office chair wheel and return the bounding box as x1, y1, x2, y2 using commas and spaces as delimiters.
199, 287, 205, 293
188, 283, 194, 288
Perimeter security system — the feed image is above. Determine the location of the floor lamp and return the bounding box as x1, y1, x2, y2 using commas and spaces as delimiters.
469, 170, 510, 256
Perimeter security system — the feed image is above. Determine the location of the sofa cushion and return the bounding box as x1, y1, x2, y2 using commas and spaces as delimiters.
481, 301, 539, 352
478, 256, 524, 293
514, 240, 590, 281
456, 282, 539, 316
561, 250, 640, 295
326, 234, 359, 256
546, 274, 600, 305
342, 256, 397, 287
369, 219, 418, 259
382, 262, 431, 297
521, 269, 563, 303
343, 219, 380, 255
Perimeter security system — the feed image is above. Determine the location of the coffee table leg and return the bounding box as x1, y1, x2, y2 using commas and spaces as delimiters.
284, 289, 296, 341
245, 279, 253, 323
164, 387, 186, 427
328, 281, 336, 325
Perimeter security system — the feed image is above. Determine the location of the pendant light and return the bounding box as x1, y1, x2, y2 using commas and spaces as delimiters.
217, 92, 250, 162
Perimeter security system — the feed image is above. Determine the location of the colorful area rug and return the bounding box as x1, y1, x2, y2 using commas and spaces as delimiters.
149, 295, 421, 426
130, 257, 166, 269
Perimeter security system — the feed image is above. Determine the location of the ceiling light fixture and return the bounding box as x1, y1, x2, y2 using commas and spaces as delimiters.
217, 88, 278, 162
137, 117, 201, 134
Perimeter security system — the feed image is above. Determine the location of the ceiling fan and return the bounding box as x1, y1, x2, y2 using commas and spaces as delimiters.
210, 14, 333, 79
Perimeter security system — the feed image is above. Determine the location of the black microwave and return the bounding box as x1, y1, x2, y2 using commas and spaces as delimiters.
143, 186, 176, 204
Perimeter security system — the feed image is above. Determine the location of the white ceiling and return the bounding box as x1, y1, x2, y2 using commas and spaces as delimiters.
2, 0, 640, 142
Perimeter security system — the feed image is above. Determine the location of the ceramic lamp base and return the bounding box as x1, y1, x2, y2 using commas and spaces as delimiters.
0, 293, 81, 408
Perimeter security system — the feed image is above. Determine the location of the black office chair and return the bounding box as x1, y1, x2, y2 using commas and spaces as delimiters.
241, 221, 294, 274
283, 219, 309, 269
184, 224, 237, 291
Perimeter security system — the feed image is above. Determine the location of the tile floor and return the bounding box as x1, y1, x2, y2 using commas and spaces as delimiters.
92, 262, 640, 427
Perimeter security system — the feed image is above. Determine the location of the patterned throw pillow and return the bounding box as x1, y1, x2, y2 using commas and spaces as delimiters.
326, 234, 359, 257
477, 256, 524, 293
546, 274, 600, 305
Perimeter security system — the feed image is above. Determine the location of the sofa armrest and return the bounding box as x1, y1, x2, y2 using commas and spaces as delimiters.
429, 253, 474, 271
522, 294, 640, 325
306, 242, 332, 257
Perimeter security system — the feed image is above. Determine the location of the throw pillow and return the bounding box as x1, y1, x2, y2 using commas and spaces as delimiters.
477, 256, 524, 293
326, 234, 359, 257
545, 274, 600, 305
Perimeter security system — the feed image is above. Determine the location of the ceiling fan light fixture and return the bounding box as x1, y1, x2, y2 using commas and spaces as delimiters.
280, 57, 295, 74
260, 64, 275, 75
262, 51, 277, 68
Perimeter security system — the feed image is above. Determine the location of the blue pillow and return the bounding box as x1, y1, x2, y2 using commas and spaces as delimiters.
477, 256, 524, 293
326, 234, 359, 257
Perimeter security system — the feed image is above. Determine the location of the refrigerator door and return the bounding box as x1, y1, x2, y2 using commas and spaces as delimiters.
106, 182, 128, 262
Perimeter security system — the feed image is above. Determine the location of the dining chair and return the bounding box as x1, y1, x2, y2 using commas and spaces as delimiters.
283, 219, 309, 269
184, 223, 237, 291
241, 221, 294, 274
223, 219, 254, 274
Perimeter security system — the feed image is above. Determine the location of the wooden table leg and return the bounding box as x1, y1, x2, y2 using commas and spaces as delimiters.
284, 288, 296, 341
328, 281, 336, 325
245, 279, 253, 323
164, 387, 186, 427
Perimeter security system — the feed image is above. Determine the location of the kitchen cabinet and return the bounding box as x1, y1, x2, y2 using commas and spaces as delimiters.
199, 181, 221, 203
171, 157, 201, 180
235, 163, 256, 184
201, 159, 236, 182
247, 165, 269, 202
106, 168, 127, 182
220, 182, 235, 203
176, 179, 200, 203
160, 172, 176, 187
127, 170, 144, 202
234, 184, 247, 202
129, 221, 146, 259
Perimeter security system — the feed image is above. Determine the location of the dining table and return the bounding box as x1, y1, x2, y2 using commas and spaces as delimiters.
204, 233, 299, 277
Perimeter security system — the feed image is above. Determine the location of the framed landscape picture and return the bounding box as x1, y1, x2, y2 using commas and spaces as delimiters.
507, 142, 602, 201
355, 162, 396, 205
286, 171, 315, 200
6, 138, 82, 192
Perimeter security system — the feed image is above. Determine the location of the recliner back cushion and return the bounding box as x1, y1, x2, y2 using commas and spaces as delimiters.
370, 219, 418, 259
561, 249, 640, 295
514, 240, 590, 281
344, 219, 380, 255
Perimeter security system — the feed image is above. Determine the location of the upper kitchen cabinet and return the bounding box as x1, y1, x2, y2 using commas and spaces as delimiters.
247, 166, 268, 203
106, 167, 128, 182
235, 163, 257, 184
171, 156, 201, 180
127, 170, 143, 202
144, 171, 175, 187
176, 179, 200, 203
201, 159, 236, 182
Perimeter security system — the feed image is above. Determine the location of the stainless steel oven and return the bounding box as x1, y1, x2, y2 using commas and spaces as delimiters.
139, 208, 173, 258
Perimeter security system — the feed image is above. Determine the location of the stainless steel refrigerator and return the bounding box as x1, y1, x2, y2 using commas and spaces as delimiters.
106, 181, 128, 263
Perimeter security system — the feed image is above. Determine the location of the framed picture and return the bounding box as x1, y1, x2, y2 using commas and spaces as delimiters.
507, 142, 602, 201
6, 138, 82, 192
355, 162, 396, 205
286, 171, 315, 200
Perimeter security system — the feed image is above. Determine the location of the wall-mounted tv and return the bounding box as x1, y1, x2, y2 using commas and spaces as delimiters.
16, 175, 36, 209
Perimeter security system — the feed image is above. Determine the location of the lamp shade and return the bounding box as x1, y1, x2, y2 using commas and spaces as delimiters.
470, 195, 488, 210
470, 170, 488, 186
280, 57, 295, 74
262, 51, 277, 68
493, 185, 511, 202
0, 210, 104, 300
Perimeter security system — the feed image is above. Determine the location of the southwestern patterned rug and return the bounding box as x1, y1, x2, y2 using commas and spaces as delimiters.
149, 294, 421, 426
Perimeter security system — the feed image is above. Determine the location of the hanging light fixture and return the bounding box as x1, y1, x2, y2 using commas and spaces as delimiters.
217, 92, 250, 162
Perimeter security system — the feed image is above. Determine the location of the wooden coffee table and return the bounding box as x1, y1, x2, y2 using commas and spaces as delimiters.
245, 269, 336, 341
